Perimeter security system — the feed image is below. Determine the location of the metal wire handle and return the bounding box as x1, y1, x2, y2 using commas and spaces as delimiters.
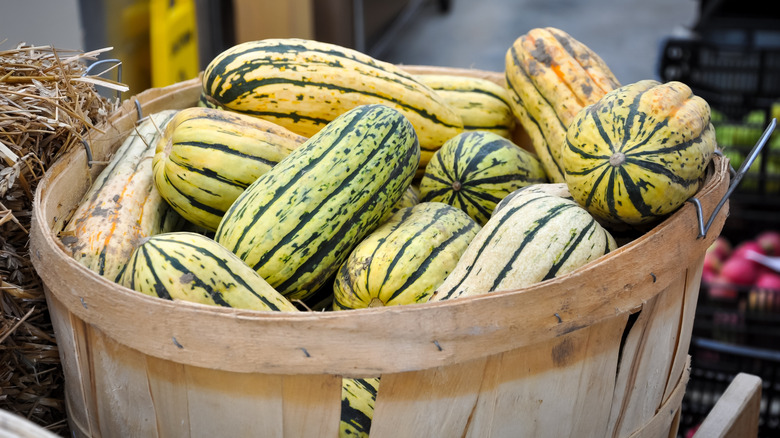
82, 58, 123, 102
134, 99, 145, 123
80, 59, 124, 167
688, 118, 777, 239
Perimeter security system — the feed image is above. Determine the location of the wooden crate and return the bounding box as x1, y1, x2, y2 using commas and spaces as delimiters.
29, 68, 729, 437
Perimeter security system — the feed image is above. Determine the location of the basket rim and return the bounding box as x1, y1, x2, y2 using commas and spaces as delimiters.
30, 72, 731, 375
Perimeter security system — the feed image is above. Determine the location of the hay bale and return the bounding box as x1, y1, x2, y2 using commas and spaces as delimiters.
0, 42, 122, 435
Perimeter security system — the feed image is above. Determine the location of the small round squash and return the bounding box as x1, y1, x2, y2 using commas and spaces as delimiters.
561, 80, 716, 226
420, 131, 547, 225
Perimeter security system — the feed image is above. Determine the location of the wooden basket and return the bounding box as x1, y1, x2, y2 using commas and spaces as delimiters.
30, 67, 729, 438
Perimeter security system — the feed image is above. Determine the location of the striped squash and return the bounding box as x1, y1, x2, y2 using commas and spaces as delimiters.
333, 202, 480, 309
118, 232, 298, 312
153, 107, 307, 231
215, 104, 420, 301
61, 110, 183, 281
415, 73, 516, 138
202, 38, 463, 171
562, 80, 716, 226
197, 91, 220, 109
430, 189, 616, 301
505, 27, 620, 183
409, 184, 421, 200
493, 183, 647, 247
379, 184, 420, 224
420, 131, 547, 225
340, 377, 380, 438
492, 182, 572, 217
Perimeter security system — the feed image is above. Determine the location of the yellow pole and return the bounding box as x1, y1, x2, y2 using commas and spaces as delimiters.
150, 0, 200, 87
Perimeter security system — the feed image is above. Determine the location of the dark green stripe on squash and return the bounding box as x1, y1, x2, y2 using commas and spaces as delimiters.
210, 76, 460, 135
488, 202, 575, 290
439, 85, 509, 103
340, 396, 372, 435
167, 140, 279, 186
542, 217, 597, 280
383, 213, 479, 304
144, 239, 233, 307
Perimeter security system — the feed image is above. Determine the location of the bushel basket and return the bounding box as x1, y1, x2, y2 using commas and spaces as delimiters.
30, 68, 730, 437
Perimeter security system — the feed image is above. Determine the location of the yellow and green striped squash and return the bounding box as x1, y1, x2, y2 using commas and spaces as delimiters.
118, 232, 298, 312
340, 377, 380, 438
215, 104, 420, 301
430, 189, 617, 301
415, 73, 516, 139
491, 182, 573, 217
333, 202, 480, 309
153, 107, 307, 231
562, 79, 716, 226
420, 131, 547, 225
504, 27, 621, 183
197, 91, 220, 109
202, 38, 463, 171
62, 110, 184, 282
379, 184, 420, 224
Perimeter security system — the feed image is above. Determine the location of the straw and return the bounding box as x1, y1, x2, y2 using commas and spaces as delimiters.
0, 41, 120, 435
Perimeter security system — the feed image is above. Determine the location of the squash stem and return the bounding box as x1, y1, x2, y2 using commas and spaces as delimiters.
609, 152, 626, 167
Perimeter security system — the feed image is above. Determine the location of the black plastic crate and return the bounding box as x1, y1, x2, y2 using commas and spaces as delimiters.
659, 34, 780, 116
695, 280, 780, 350
658, 14, 780, 243
713, 110, 780, 191
680, 337, 780, 437
659, 32, 780, 242
716, 119, 779, 243
693, 0, 779, 36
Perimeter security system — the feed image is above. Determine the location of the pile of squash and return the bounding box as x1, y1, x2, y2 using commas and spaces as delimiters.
59, 27, 716, 437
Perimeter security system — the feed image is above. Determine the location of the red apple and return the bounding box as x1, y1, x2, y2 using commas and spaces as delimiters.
685, 424, 700, 438
708, 236, 733, 261
703, 250, 723, 274
755, 271, 780, 291
732, 240, 766, 258
704, 237, 733, 275
757, 230, 780, 256
702, 265, 719, 284
720, 251, 761, 286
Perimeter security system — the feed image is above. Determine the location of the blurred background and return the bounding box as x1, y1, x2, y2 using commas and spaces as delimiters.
2, 0, 780, 436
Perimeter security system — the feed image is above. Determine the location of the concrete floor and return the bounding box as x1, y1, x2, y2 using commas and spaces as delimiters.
379, 0, 700, 86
